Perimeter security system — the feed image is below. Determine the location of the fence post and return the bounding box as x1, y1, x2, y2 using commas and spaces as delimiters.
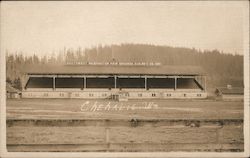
106, 127, 110, 152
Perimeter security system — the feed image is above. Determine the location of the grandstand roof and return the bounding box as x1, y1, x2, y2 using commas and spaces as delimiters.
24, 65, 206, 76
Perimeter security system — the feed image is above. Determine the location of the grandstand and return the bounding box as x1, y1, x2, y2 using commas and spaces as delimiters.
22, 62, 207, 99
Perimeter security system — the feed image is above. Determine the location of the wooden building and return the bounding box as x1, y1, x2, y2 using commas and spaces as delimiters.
22, 63, 207, 99
215, 87, 244, 100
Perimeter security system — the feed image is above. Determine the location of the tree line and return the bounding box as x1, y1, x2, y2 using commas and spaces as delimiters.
6, 43, 243, 90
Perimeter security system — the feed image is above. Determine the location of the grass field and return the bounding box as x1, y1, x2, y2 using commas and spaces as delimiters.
6, 98, 244, 152
7, 98, 243, 120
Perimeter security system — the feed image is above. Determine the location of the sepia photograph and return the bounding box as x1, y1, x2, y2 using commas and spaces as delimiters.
0, 1, 249, 157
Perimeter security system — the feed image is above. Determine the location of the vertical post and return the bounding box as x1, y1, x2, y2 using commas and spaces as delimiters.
174, 77, 177, 90
145, 76, 147, 90
114, 75, 117, 89
106, 127, 110, 152
84, 76, 86, 89
53, 76, 55, 90
82, 77, 84, 90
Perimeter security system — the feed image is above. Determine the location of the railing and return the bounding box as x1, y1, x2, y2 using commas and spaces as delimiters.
7, 118, 243, 152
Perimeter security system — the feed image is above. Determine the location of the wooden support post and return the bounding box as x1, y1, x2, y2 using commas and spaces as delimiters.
53, 77, 55, 90
114, 75, 117, 89
174, 77, 177, 90
106, 127, 110, 152
84, 76, 86, 89
82, 78, 84, 90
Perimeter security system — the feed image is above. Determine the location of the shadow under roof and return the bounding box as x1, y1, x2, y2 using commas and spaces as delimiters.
24, 65, 206, 76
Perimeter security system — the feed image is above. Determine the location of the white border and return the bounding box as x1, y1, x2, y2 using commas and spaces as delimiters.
0, 1, 249, 158
243, 0, 250, 156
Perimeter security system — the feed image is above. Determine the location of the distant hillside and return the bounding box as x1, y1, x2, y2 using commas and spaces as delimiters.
6, 43, 243, 89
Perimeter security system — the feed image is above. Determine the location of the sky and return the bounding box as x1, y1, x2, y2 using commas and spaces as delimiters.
1, 1, 248, 56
